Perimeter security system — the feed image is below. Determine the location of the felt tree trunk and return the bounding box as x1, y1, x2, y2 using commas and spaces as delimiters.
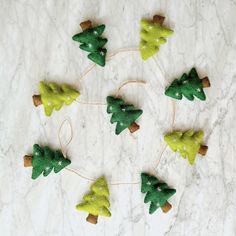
32, 81, 80, 116
76, 177, 111, 224
106, 96, 143, 135
139, 15, 174, 60
141, 173, 176, 214
23, 144, 71, 179
164, 130, 208, 165
72, 20, 108, 67
165, 68, 211, 101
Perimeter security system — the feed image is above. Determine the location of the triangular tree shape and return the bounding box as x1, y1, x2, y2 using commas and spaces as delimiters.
23, 144, 71, 179
165, 68, 211, 101
141, 173, 176, 214
106, 96, 143, 135
76, 177, 111, 224
32, 81, 80, 116
139, 15, 173, 60
164, 130, 208, 165
72, 20, 108, 67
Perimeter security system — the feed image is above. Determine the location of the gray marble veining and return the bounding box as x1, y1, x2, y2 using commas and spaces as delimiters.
0, 0, 236, 235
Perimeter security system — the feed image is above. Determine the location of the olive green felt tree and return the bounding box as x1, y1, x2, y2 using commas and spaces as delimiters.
106, 96, 143, 135
72, 20, 108, 67
164, 130, 208, 165
23, 144, 71, 180
139, 15, 173, 60
32, 81, 80, 116
141, 173, 176, 214
165, 68, 211, 101
76, 177, 111, 224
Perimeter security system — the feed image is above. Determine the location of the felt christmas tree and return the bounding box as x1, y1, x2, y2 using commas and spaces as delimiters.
106, 96, 143, 135
139, 15, 173, 60
32, 81, 80, 116
141, 173, 176, 214
23, 144, 71, 180
72, 20, 108, 67
165, 68, 211, 101
164, 130, 208, 165
76, 177, 111, 224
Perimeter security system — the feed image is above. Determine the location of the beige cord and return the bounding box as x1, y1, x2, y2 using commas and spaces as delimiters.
58, 118, 73, 157
74, 100, 106, 106
115, 80, 146, 98
57, 50, 176, 185
77, 47, 139, 82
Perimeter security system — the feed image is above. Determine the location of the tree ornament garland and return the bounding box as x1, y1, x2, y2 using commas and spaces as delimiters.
106, 96, 143, 135
72, 20, 108, 67
141, 173, 176, 214
32, 81, 80, 116
23, 144, 71, 180
164, 130, 208, 165
139, 15, 174, 60
165, 68, 211, 101
76, 177, 111, 224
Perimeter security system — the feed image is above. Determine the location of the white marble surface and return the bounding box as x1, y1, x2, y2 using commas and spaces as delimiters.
1, 0, 236, 235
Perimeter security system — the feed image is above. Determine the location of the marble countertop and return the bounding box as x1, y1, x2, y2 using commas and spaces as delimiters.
1, 0, 236, 235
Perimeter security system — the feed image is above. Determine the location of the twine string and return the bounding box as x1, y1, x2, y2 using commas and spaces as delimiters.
115, 80, 146, 98
58, 49, 176, 185
60, 98, 175, 185
58, 119, 73, 157
77, 47, 139, 82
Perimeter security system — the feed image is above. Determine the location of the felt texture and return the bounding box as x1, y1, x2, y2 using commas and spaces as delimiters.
39, 81, 80, 116
139, 19, 173, 60
31, 144, 71, 180
72, 25, 107, 67
165, 68, 206, 101
106, 96, 143, 135
164, 130, 204, 165
76, 177, 111, 217
141, 173, 176, 214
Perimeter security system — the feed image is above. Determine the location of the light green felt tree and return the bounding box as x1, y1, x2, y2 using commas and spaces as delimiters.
76, 177, 111, 224
141, 173, 176, 214
33, 81, 80, 116
139, 15, 173, 60
24, 144, 71, 180
164, 130, 208, 165
165, 68, 210, 101
72, 22, 107, 67
106, 96, 143, 135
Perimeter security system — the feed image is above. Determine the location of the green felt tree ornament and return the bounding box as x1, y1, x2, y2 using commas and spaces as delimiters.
72, 20, 108, 67
32, 81, 80, 116
165, 68, 211, 101
139, 15, 174, 60
23, 144, 71, 180
76, 177, 111, 224
106, 96, 143, 135
141, 173, 176, 214
164, 130, 208, 165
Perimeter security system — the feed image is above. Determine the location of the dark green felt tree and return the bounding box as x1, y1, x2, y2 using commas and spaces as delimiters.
106, 96, 143, 135
72, 21, 108, 67
24, 144, 71, 180
165, 68, 210, 101
141, 173, 176, 214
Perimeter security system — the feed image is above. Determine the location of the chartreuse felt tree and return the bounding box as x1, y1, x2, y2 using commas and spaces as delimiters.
106, 96, 143, 135
72, 20, 107, 67
32, 81, 80, 116
139, 15, 173, 60
76, 177, 111, 224
164, 130, 208, 165
23, 144, 71, 180
141, 173, 176, 214
165, 68, 211, 101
